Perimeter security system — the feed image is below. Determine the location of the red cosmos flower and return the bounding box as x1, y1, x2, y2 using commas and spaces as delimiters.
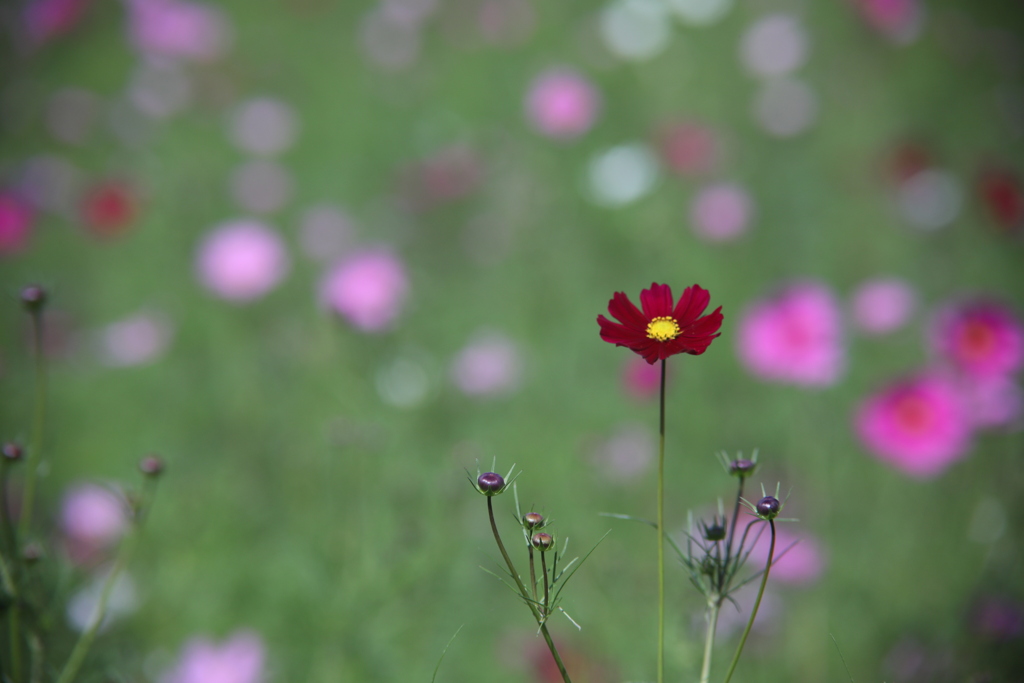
598, 283, 723, 364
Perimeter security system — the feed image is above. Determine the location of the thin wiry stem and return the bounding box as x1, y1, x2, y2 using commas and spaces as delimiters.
656, 358, 667, 683
529, 545, 538, 605
18, 308, 47, 537
724, 477, 745, 567
699, 598, 722, 683
540, 550, 551, 617
722, 520, 776, 683
486, 497, 572, 683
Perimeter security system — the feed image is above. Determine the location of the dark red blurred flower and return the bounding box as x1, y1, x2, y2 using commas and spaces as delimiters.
81, 181, 137, 238
598, 283, 723, 364
977, 167, 1024, 234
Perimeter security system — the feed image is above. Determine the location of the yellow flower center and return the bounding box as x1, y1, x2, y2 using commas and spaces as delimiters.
646, 316, 680, 341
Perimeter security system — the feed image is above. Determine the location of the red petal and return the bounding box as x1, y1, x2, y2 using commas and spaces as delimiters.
598, 315, 644, 345
680, 307, 723, 338
640, 283, 674, 319
673, 285, 711, 325
607, 291, 648, 331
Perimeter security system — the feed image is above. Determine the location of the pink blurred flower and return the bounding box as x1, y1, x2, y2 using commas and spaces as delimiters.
450, 331, 523, 396
737, 282, 845, 387
656, 121, 719, 176
195, 221, 290, 302
851, 278, 916, 335
80, 180, 138, 239
689, 182, 752, 243
61, 483, 127, 563
163, 632, 265, 683
856, 373, 973, 478
524, 67, 600, 140
399, 145, 483, 211
930, 300, 1023, 379
320, 249, 408, 332
746, 524, 826, 585
99, 311, 173, 367
959, 374, 1023, 429
854, 0, 922, 43
0, 193, 34, 255
23, 0, 92, 44
622, 355, 663, 400
971, 597, 1024, 641
126, 0, 230, 62
590, 423, 654, 481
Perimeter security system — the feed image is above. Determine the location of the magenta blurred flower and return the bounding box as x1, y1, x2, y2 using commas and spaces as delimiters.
736, 282, 845, 387
746, 525, 826, 585
689, 182, 752, 243
656, 121, 719, 176
126, 0, 230, 61
0, 192, 34, 255
856, 373, 973, 478
450, 331, 523, 396
23, 0, 91, 44
400, 145, 483, 211
971, 597, 1024, 641
930, 300, 1023, 379
320, 249, 408, 332
851, 278, 916, 335
81, 180, 138, 239
977, 166, 1024, 235
195, 221, 290, 302
163, 632, 265, 683
960, 374, 1023, 429
61, 483, 127, 563
622, 355, 663, 400
524, 67, 600, 140
854, 0, 922, 43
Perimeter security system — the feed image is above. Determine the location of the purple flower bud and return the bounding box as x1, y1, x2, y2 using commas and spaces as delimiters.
523, 512, 545, 529
756, 495, 781, 520
2, 442, 24, 462
703, 523, 726, 541
20, 285, 47, 312
531, 532, 554, 551
477, 472, 505, 495
139, 455, 165, 477
729, 459, 756, 477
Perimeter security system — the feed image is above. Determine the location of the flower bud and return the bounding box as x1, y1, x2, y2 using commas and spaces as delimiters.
531, 532, 554, 551
20, 285, 47, 313
523, 512, 545, 529
22, 542, 44, 565
756, 495, 781, 520
703, 523, 726, 541
729, 459, 756, 477
1, 442, 24, 462
139, 455, 165, 478
477, 472, 505, 495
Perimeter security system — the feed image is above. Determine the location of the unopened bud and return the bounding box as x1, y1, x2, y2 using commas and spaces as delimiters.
1, 442, 24, 462
139, 455, 165, 478
756, 496, 781, 520
22, 542, 44, 565
531, 532, 554, 551
523, 512, 544, 529
20, 285, 47, 313
703, 523, 726, 541
729, 459, 756, 477
477, 472, 505, 495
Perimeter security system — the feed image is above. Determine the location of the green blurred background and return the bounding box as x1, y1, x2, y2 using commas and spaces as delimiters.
1, 0, 1023, 680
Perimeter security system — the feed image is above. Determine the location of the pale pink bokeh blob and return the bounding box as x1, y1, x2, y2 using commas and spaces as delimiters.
746, 524, 826, 585
524, 68, 600, 140
930, 300, 1024, 379
851, 278, 916, 335
320, 249, 408, 332
736, 282, 845, 387
450, 332, 523, 397
195, 221, 290, 302
23, 0, 92, 45
622, 355, 662, 400
689, 182, 752, 242
162, 632, 265, 683
126, 0, 229, 62
61, 483, 127, 548
0, 193, 34, 255
856, 373, 973, 478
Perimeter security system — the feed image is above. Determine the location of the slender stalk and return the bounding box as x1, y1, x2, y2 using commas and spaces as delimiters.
18, 308, 47, 537
1, 545, 24, 682
528, 546, 538, 605
540, 550, 551, 617
656, 358, 667, 683
724, 478, 745, 566
486, 497, 572, 683
0, 463, 17, 554
722, 520, 776, 683
699, 598, 722, 683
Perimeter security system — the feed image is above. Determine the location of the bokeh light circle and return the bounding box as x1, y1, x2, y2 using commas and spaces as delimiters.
599, 0, 672, 62
587, 143, 660, 207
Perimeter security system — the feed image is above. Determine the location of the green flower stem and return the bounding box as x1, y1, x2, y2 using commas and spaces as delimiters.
18, 309, 48, 539
540, 550, 551, 617
1, 549, 24, 682
722, 519, 776, 683
699, 598, 722, 683
656, 358, 667, 683
724, 478, 745, 566
528, 545, 538, 605
486, 496, 572, 683
56, 478, 158, 683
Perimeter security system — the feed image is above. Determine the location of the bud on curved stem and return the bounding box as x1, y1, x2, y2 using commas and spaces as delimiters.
721, 519, 776, 683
